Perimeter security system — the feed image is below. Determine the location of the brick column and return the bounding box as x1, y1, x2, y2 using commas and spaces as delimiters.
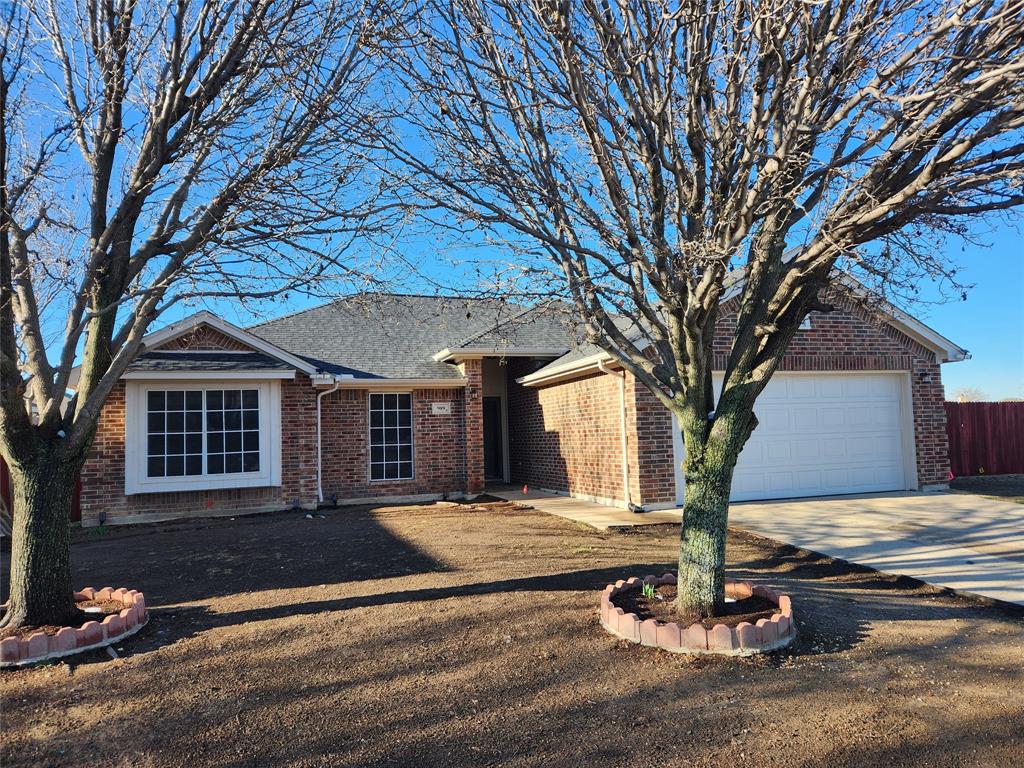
461, 358, 485, 493
911, 358, 950, 488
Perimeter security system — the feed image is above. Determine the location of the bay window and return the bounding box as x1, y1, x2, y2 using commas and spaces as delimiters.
125, 380, 281, 494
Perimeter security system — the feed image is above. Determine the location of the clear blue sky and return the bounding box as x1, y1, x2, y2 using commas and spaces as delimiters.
195, 221, 1024, 401
914, 223, 1024, 400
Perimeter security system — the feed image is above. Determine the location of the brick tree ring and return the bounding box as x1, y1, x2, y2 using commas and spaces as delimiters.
600, 574, 796, 656
0, 587, 148, 669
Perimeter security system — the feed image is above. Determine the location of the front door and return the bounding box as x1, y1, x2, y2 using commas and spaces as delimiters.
482, 397, 504, 481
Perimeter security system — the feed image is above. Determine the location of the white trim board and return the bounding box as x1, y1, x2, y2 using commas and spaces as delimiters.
124, 379, 283, 496
122, 370, 296, 380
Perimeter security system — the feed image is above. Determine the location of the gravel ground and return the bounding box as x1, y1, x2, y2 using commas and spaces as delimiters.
1, 500, 1022, 768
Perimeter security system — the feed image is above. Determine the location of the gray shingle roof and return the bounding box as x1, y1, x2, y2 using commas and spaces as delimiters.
451, 301, 583, 350
525, 314, 647, 378
126, 351, 292, 373
247, 294, 576, 380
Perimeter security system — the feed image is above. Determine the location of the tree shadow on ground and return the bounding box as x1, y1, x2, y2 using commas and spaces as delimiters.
111, 548, 1015, 664
1, 505, 451, 607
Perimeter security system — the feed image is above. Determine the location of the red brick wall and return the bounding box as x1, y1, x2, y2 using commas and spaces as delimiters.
510, 298, 951, 507
910, 357, 949, 486
319, 388, 468, 500
79, 375, 475, 525
461, 359, 485, 493
632, 381, 677, 505
507, 361, 645, 506
80, 376, 319, 525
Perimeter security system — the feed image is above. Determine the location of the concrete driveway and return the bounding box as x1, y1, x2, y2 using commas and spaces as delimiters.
491, 485, 1024, 606
728, 491, 1024, 606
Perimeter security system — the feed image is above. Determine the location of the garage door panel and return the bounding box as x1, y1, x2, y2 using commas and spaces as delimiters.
764, 440, 793, 461
788, 378, 817, 398
820, 437, 847, 458
792, 441, 820, 460
817, 378, 846, 398
759, 407, 791, 430
680, 373, 910, 502
795, 470, 822, 490
821, 407, 845, 428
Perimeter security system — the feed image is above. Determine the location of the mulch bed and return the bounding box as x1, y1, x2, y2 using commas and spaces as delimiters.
0, 599, 125, 640
615, 583, 778, 628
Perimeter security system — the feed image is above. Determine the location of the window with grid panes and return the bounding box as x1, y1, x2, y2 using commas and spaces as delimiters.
145, 388, 260, 478
369, 393, 413, 480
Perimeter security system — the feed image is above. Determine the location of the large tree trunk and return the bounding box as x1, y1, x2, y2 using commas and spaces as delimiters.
674, 398, 757, 619
676, 462, 735, 618
1, 451, 81, 629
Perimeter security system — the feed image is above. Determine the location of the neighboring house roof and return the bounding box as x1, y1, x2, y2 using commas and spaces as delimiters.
249, 293, 572, 379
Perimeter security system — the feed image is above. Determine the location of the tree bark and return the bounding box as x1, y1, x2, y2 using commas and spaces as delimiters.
0, 450, 81, 629
676, 463, 734, 619
674, 397, 757, 619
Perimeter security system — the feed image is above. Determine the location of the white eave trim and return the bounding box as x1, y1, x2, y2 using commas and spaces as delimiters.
141, 310, 319, 375
121, 370, 297, 380
517, 351, 616, 387
432, 346, 568, 362
332, 377, 469, 389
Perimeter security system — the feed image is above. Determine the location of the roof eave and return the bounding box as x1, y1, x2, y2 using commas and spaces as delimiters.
333, 377, 469, 389
433, 346, 568, 363
516, 351, 616, 387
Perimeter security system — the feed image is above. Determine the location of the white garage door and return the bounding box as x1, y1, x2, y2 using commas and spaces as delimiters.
673, 373, 913, 503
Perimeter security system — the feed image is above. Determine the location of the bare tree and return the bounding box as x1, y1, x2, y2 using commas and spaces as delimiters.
951, 386, 989, 402
0, 0, 401, 630
381, 0, 1024, 617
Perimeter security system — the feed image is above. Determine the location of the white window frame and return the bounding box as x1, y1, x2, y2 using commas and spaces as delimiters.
124, 379, 282, 495
367, 391, 415, 482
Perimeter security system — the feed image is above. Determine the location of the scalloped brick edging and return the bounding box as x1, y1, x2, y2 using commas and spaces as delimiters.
0, 587, 148, 669
600, 574, 796, 656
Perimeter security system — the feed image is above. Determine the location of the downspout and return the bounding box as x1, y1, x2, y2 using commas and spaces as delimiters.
598, 359, 641, 512
316, 380, 342, 504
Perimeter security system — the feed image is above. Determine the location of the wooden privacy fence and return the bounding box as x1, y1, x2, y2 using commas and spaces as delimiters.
945, 401, 1024, 477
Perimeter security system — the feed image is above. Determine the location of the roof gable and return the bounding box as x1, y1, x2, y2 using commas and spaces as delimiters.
138, 311, 318, 375
151, 324, 255, 353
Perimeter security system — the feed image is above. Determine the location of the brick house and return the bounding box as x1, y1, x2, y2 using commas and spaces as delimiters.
76, 292, 966, 526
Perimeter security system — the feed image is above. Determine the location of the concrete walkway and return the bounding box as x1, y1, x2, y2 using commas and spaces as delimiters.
490, 486, 1024, 606
487, 486, 682, 529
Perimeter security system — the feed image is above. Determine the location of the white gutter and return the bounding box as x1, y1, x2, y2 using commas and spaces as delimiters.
597, 359, 633, 511
516, 351, 614, 387
433, 346, 568, 362
315, 376, 354, 503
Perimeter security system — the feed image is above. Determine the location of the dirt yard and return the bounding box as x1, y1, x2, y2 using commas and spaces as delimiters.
951, 473, 1024, 504
2, 500, 1022, 768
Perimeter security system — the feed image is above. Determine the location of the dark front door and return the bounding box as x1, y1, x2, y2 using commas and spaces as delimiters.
482, 397, 504, 481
